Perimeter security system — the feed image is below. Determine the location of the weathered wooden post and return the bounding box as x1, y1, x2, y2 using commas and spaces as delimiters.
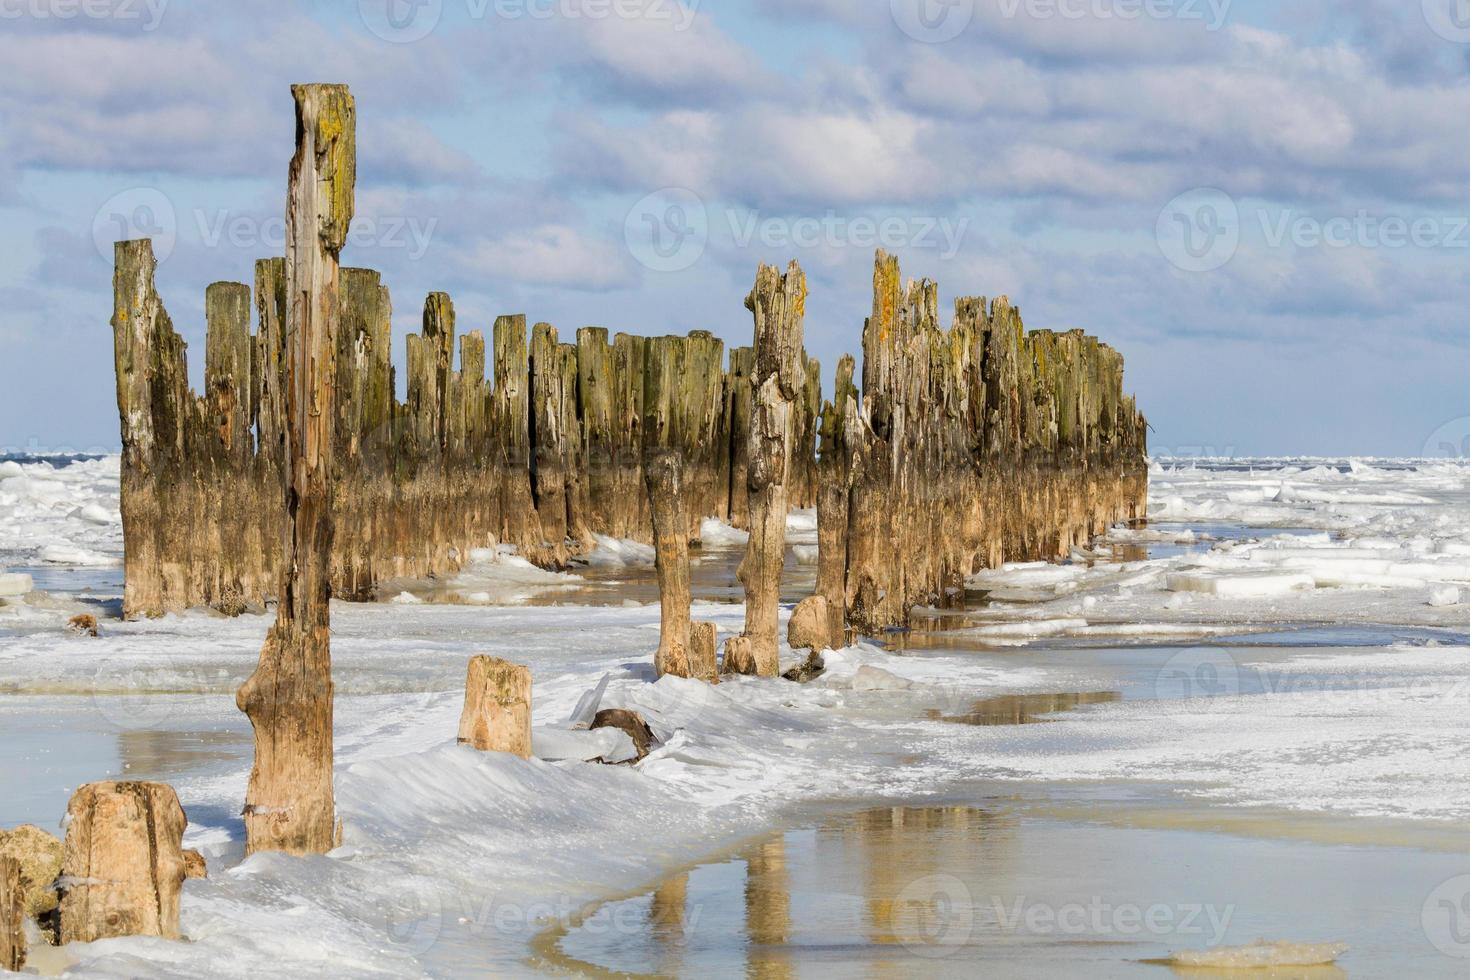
644, 450, 694, 678
0, 857, 21, 971
236, 83, 355, 856
58, 782, 188, 943
457, 656, 532, 757
815, 355, 857, 648
733, 261, 807, 676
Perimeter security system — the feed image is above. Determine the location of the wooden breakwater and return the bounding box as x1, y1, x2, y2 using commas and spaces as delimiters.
112, 246, 1145, 628
111, 242, 823, 619
822, 254, 1148, 633
109, 100, 1143, 630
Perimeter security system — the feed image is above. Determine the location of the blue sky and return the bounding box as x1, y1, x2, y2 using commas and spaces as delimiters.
2, 0, 1468, 457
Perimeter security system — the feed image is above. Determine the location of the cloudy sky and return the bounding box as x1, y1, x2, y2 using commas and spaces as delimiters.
2, 0, 1468, 457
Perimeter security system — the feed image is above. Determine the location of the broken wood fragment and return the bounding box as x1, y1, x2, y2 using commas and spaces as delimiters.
58, 781, 188, 944
457, 656, 532, 757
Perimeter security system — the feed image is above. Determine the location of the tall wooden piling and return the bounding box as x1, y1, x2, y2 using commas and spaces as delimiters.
734, 262, 807, 677
236, 83, 354, 856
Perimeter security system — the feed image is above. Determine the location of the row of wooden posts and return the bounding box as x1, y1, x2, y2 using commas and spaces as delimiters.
0, 83, 1148, 964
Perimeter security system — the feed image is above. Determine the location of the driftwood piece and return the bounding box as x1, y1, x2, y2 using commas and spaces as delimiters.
457, 656, 532, 757
590, 708, 654, 761
58, 781, 188, 943
236, 83, 355, 856
736, 262, 807, 677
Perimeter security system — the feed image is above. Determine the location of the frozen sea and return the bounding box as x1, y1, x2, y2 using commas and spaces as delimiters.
3, 454, 1470, 976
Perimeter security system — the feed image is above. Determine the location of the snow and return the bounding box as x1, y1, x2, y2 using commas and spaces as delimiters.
4, 454, 1470, 975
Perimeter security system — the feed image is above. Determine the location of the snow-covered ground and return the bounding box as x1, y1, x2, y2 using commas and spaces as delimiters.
2, 454, 1470, 976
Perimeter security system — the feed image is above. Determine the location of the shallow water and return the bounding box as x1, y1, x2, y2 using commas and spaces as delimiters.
543, 802, 1465, 978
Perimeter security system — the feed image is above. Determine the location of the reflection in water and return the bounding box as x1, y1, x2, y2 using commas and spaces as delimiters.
850, 806, 1002, 975
649, 873, 689, 977
927, 691, 1122, 727
118, 728, 250, 778
537, 799, 1435, 976
745, 838, 792, 980
548, 807, 1015, 978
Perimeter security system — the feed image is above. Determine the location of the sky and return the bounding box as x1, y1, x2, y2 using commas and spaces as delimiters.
1, 0, 1468, 458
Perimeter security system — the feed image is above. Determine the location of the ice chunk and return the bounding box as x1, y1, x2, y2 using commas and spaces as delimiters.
850, 665, 913, 692
389, 591, 423, 604
568, 673, 612, 727
533, 726, 637, 763
37, 544, 122, 567
582, 534, 655, 568
1168, 940, 1346, 968
1166, 570, 1314, 598
961, 618, 1089, 638
698, 517, 749, 547
0, 573, 33, 597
